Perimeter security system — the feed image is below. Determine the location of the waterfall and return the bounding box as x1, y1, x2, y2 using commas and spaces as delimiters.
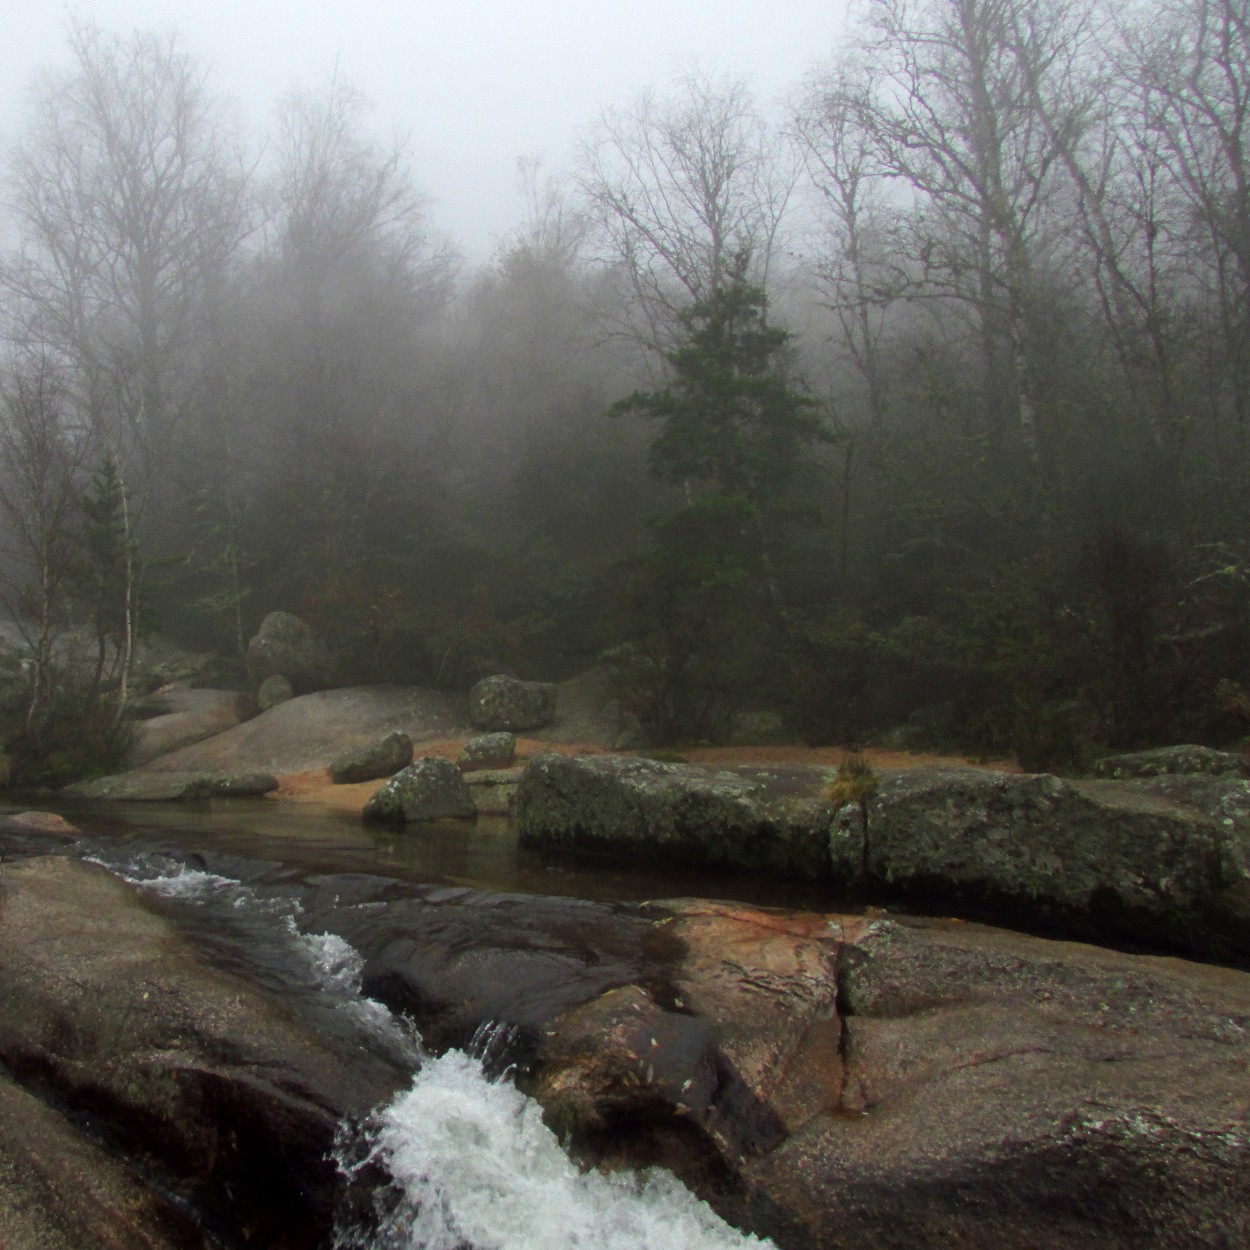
336, 1048, 774, 1250
103, 853, 776, 1250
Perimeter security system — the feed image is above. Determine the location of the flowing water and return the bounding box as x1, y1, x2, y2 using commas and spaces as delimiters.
3, 800, 793, 1249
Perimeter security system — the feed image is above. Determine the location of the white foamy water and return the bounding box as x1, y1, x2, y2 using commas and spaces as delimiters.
282, 918, 422, 1063
345, 1049, 777, 1250
89, 855, 245, 901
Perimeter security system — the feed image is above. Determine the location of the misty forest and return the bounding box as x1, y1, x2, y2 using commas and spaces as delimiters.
2, 0, 1250, 787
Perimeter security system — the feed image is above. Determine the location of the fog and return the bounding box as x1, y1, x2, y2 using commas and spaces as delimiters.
0, 0, 844, 258
0, 0, 1247, 787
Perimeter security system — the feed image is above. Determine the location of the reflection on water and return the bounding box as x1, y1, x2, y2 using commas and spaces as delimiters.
20, 797, 841, 912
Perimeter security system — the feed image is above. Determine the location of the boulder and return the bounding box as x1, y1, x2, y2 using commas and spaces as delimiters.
257, 673, 294, 711
1096, 743, 1248, 778
245, 611, 335, 693
328, 730, 413, 784
62, 770, 279, 801
0, 857, 403, 1250
361, 756, 475, 824
468, 674, 556, 732
458, 731, 516, 772
831, 767, 1250, 957
515, 754, 832, 879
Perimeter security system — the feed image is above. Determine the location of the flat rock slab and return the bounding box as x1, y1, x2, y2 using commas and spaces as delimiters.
129, 687, 247, 767
527, 902, 1250, 1250
138, 686, 469, 776
62, 770, 278, 801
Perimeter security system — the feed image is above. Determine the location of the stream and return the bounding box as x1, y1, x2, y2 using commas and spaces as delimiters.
0, 797, 803, 1249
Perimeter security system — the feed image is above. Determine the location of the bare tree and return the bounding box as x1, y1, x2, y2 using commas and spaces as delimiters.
793, 58, 910, 429
848, 0, 1081, 486
3, 20, 251, 484
1120, 0, 1250, 470
577, 69, 797, 352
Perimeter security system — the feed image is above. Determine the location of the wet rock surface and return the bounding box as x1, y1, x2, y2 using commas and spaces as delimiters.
527, 904, 1250, 1250
300, 876, 663, 1053
0, 856, 406, 1250
0, 836, 1247, 1250
0, 1071, 210, 1250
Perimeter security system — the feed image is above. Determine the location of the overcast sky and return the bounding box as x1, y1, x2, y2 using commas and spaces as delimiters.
0, 1, 849, 259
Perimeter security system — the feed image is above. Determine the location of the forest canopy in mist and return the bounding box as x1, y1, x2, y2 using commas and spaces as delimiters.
1, 0, 1249, 778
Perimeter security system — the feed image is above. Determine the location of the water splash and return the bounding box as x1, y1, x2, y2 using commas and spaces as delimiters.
93, 852, 420, 1064
338, 1048, 776, 1250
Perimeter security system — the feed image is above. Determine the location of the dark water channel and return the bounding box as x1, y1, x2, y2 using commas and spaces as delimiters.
12, 795, 841, 913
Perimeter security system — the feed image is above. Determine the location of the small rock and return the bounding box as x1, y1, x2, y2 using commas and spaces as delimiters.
62, 771, 278, 801
362, 757, 475, 825
257, 674, 294, 711
329, 731, 413, 784
468, 675, 556, 732
458, 732, 517, 772
1, 811, 80, 834
245, 612, 336, 693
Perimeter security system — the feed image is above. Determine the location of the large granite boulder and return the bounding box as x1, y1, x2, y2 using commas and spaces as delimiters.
328, 730, 413, 784
468, 674, 556, 732
831, 767, 1250, 957
515, 754, 832, 879
361, 756, 475, 824
0, 857, 404, 1250
525, 902, 1250, 1250
245, 611, 335, 693
1096, 743, 1248, 778
458, 731, 516, 772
